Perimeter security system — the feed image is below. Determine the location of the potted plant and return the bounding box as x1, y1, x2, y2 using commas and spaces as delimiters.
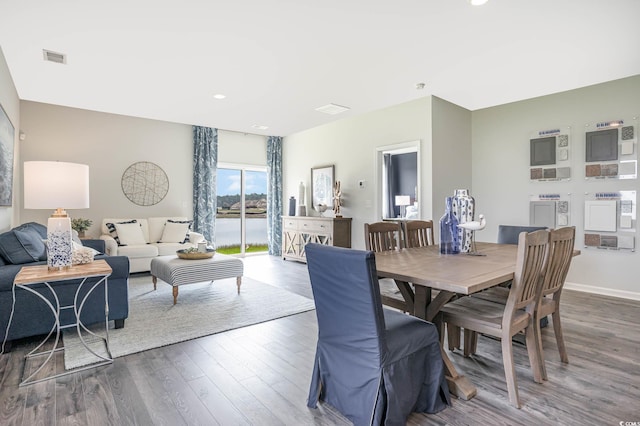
71, 218, 93, 238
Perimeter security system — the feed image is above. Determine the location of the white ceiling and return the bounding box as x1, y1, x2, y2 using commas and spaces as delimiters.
1, 0, 639, 137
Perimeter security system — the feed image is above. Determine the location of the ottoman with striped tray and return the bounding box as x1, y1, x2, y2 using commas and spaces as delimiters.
150, 254, 244, 304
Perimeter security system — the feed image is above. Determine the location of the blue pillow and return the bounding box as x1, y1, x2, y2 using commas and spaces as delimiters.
0, 229, 47, 264
14, 222, 48, 240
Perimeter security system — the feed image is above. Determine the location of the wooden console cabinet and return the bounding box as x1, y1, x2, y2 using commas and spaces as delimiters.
282, 216, 352, 263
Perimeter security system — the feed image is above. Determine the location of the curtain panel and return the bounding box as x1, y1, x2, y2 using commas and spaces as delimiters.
266, 136, 283, 255
193, 126, 218, 242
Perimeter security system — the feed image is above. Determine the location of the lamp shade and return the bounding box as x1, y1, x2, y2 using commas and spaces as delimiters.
24, 161, 90, 210
394, 195, 411, 207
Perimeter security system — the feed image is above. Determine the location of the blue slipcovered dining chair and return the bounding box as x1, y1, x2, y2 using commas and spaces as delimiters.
305, 243, 450, 425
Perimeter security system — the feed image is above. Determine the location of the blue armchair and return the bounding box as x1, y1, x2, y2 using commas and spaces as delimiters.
305, 243, 450, 425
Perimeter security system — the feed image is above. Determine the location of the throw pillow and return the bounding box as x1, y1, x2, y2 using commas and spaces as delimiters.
105, 219, 137, 246
159, 220, 192, 243
72, 240, 100, 256
114, 222, 147, 246
0, 229, 47, 264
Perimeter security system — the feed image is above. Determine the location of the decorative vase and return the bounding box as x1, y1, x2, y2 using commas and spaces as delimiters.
298, 182, 305, 206
439, 196, 459, 254
452, 189, 475, 253
288, 196, 296, 216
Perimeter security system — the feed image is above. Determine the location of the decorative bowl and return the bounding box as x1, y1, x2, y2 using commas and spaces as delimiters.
176, 248, 215, 260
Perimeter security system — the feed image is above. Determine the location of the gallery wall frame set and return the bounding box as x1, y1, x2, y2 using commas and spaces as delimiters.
529, 126, 572, 182
584, 117, 637, 180
583, 191, 636, 252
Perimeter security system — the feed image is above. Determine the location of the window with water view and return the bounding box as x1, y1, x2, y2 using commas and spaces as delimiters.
215, 167, 268, 255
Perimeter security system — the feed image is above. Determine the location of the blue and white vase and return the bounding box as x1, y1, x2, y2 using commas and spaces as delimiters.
452, 189, 475, 253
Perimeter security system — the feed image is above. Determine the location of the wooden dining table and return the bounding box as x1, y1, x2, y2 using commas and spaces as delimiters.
374, 242, 519, 401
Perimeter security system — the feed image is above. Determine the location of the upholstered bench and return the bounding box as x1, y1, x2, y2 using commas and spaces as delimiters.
150, 254, 244, 304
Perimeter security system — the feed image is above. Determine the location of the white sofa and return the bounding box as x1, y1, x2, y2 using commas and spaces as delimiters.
100, 217, 205, 273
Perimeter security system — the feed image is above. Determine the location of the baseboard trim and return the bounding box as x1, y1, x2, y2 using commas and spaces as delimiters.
564, 281, 640, 301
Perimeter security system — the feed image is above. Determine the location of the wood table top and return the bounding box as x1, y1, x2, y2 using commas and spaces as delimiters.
374, 243, 518, 295
14, 260, 112, 285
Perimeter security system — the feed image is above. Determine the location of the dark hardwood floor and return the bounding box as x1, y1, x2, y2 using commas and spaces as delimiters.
1, 254, 639, 425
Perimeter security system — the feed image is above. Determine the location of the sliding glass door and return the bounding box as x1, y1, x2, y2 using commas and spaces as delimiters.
216, 165, 268, 255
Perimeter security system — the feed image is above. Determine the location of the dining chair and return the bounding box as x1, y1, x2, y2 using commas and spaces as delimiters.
497, 225, 548, 245
403, 220, 435, 248
305, 243, 450, 424
439, 229, 550, 408
465, 226, 576, 380
364, 221, 407, 311
364, 221, 404, 251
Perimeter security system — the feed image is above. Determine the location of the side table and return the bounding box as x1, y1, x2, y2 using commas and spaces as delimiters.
9, 260, 113, 386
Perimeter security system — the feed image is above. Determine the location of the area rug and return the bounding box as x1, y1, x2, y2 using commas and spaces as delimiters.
63, 274, 316, 369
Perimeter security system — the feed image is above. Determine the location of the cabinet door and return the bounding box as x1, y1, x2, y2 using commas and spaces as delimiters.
282, 228, 300, 259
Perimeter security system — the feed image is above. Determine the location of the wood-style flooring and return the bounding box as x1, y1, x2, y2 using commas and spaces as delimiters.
1, 254, 639, 425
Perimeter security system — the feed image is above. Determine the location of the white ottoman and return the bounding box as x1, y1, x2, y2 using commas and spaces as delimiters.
150, 254, 244, 304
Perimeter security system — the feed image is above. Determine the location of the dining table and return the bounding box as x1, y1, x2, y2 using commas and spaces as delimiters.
374, 242, 520, 401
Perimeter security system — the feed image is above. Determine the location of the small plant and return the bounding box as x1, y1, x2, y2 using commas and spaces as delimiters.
71, 218, 93, 234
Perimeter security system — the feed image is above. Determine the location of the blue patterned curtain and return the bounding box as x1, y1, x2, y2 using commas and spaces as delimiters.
266, 136, 283, 255
193, 126, 218, 242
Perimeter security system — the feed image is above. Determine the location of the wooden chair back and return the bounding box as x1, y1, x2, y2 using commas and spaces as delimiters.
506, 229, 550, 315
364, 222, 403, 252
541, 226, 576, 297
403, 220, 435, 248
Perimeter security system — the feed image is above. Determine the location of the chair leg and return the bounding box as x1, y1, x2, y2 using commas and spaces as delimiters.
552, 310, 569, 364
501, 334, 521, 408
463, 329, 477, 357
447, 324, 460, 350
525, 322, 545, 383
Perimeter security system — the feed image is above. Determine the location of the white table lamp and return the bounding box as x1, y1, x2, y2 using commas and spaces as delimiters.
395, 195, 411, 218
24, 161, 90, 270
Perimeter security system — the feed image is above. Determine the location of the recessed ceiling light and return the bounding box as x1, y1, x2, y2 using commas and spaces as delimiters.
469, 0, 488, 5
252, 125, 269, 130
42, 49, 66, 64
416, 82, 426, 90
213, 94, 226, 99
315, 103, 350, 115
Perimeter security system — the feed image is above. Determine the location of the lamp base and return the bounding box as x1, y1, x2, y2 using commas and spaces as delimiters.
47, 217, 73, 269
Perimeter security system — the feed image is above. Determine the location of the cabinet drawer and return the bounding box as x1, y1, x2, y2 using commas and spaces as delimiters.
283, 218, 299, 230
300, 220, 333, 234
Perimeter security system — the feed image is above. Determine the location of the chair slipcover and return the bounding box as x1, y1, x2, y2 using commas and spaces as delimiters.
305, 243, 450, 425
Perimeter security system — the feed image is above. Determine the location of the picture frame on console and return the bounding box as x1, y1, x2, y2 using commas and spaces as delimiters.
311, 165, 334, 212
0, 102, 15, 206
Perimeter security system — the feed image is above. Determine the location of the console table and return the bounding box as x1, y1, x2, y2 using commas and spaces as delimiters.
9, 260, 113, 386
282, 216, 352, 263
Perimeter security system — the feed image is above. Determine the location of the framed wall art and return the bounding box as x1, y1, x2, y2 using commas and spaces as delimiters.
311, 165, 334, 211
121, 161, 169, 206
528, 126, 572, 182
0, 103, 15, 206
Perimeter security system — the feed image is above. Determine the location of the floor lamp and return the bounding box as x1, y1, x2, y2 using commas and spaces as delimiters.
24, 161, 90, 270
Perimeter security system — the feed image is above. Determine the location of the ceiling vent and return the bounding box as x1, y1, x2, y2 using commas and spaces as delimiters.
315, 103, 350, 115
42, 49, 66, 64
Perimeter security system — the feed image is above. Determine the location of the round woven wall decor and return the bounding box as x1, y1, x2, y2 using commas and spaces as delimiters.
121, 161, 169, 206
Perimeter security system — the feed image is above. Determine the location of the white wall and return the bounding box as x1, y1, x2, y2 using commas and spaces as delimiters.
0, 47, 19, 232
472, 75, 640, 298
432, 96, 473, 218
284, 96, 473, 251
18, 102, 266, 238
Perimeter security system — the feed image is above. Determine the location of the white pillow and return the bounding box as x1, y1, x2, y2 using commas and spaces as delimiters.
159, 221, 190, 243
114, 222, 147, 245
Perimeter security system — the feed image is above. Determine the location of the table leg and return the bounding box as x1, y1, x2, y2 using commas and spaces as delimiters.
393, 279, 415, 313
416, 289, 478, 401
173, 286, 179, 305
